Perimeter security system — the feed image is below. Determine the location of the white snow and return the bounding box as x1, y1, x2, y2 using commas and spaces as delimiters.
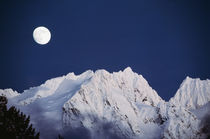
0, 88, 19, 98
169, 76, 210, 109
1, 68, 210, 139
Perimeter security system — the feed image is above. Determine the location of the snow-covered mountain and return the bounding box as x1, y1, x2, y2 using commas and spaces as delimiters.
169, 76, 210, 109
0, 67, 209, 139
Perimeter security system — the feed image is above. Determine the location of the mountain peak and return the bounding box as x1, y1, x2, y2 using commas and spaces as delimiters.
123, 66, 133, 73
0, 88, 19, 98
170, 77, 210, 109
185, 76, 192, 80
95, 69, 109, 76
1, 68, 210, 138
184, 76, 201, 82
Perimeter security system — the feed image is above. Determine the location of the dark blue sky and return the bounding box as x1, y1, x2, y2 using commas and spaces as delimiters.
0, 0, 209, 100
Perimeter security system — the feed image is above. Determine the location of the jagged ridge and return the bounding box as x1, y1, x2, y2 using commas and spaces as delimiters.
0, 67, 209, 139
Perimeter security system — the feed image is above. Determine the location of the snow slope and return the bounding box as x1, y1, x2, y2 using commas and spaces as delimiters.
0, 88, 19, 98
62, 67, 163, 139
0, 68, 209, 139
169, 76, 210, 109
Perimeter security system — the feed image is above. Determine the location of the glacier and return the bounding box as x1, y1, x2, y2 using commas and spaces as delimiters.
0, 67, 209, 139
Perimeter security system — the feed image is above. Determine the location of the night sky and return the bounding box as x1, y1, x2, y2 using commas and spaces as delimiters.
0, 0, 209, 101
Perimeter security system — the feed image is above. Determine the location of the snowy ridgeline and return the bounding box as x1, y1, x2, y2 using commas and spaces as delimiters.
0, 67, 210, 139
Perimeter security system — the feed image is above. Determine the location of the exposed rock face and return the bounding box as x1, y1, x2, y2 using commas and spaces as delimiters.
1, 67, 209, 139
62, 68, 163, 139
169, 76, 210, 109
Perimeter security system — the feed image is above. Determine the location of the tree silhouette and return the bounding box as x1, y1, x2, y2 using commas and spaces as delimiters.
0, 95, 40, 139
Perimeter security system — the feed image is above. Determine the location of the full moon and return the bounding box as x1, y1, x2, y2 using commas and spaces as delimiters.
33, 26, 51, 45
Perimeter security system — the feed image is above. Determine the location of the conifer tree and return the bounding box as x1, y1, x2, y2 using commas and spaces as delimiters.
0, 95, 40, 139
